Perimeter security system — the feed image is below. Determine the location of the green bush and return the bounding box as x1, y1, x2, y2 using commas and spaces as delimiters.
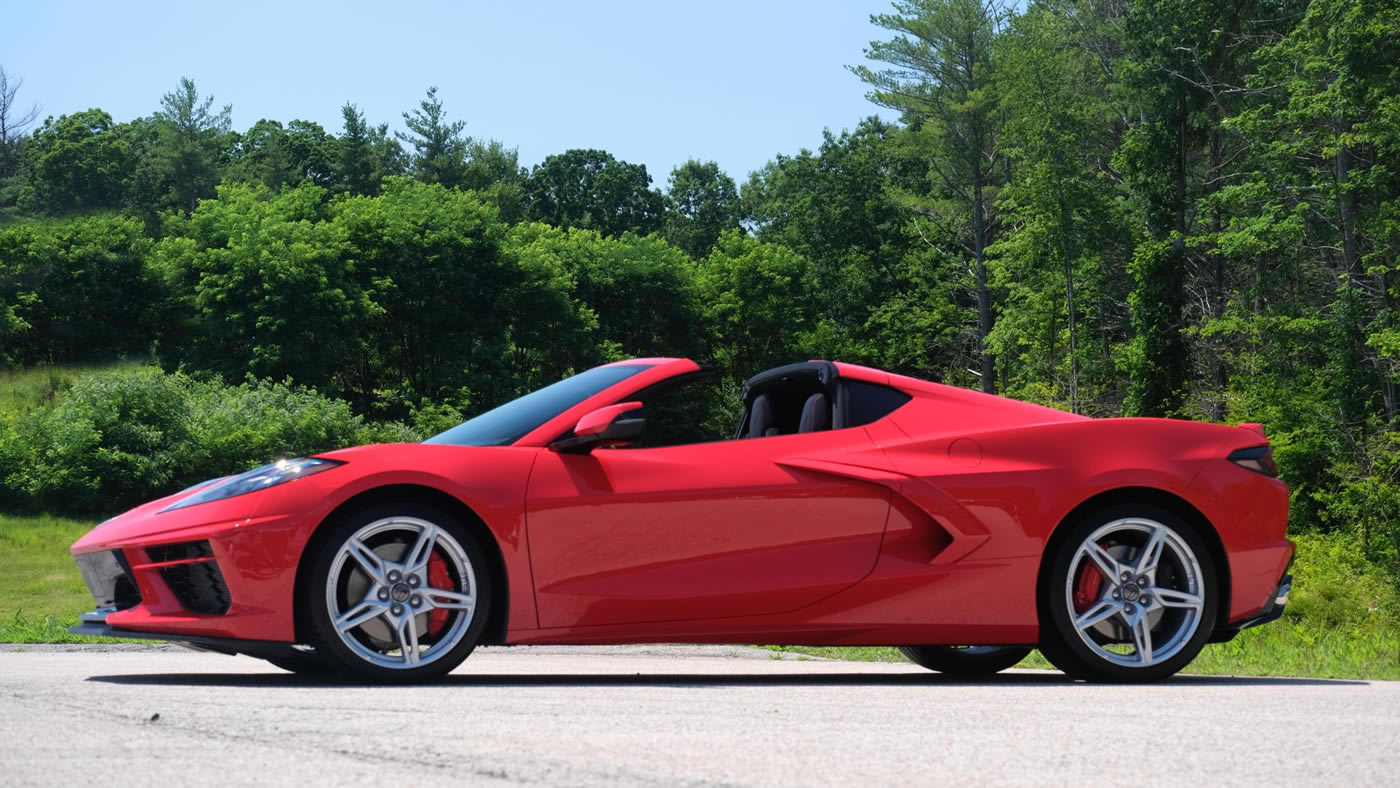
1288, 531, 1400, 629
0, 415, 24, 511
184, 376, 388, 481
17, 367, 191, 512
7, 366, 418, 516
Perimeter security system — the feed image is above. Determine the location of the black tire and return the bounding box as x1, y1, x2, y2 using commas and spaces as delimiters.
898, 645, 1033, 675
263, 650, 337, 676
300, 502, 494, 684
1038, 503, 1218, 683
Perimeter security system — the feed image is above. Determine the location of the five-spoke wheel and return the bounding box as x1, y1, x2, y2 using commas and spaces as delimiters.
300, 503, 492, 682
1039, 504, 1217, 682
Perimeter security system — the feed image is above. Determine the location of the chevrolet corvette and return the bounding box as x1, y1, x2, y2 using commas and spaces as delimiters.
70, 358, 1294, 682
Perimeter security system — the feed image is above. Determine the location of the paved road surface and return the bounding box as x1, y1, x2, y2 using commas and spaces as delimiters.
1, 645, 1396, 786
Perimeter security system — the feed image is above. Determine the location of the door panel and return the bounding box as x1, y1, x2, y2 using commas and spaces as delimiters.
526, 430, 894, 628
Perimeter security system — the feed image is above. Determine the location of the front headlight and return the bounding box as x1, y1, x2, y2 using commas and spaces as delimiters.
162, 457, 344, 512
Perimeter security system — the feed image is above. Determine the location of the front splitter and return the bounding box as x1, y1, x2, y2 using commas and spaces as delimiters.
70, 615, 302, 662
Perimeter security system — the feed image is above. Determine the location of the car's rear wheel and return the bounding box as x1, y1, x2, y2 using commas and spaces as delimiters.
898, 645, 1032, 675
301, 503, 493, 683
1038, 504, 1217, 683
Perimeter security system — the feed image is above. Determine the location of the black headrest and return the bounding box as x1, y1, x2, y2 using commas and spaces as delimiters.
749, 393, 777, 439
798, 392, 830, 433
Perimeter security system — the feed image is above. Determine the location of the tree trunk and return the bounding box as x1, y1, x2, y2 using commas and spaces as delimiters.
973, 165, 995, 394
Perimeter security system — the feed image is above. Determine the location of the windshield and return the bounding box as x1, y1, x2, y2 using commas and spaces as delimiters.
425, 364, 652, 447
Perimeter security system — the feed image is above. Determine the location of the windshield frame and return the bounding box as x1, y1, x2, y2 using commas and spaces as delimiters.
425, 364, 654, 447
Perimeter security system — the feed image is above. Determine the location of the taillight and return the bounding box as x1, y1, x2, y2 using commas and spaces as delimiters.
1229, 445, 1278, 477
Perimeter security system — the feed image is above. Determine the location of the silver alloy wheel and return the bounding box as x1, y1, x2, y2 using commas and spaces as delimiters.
1065, 517, 1205, 668
325, 516, 477, 670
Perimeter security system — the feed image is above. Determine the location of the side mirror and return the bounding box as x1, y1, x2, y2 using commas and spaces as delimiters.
549, 402, 646, 454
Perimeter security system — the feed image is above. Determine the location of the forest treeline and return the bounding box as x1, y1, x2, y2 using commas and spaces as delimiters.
0, 0, 1398, 572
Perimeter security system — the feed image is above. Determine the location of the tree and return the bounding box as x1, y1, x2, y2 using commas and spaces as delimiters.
334, 180, 583, 413
854, 0, 1010, 394
696, 231, 810, 374
17, 109, 134, 215
134, 77, 233, 215
462, 138, 527, 223
0, 215, 161, 365
743, 118, 913, 366
506, 222, 701, 362
988, 2, 1136, 414
398, 86, 469, 188
233, 118, 338, 190
0, 66, 40, 180
663, 160, 740, 258
155, 182, 366, 387
524, 149, 664, 237
337, 102, 405, 197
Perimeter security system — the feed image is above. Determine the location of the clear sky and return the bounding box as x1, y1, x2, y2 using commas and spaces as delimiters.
3, 0, 898, 185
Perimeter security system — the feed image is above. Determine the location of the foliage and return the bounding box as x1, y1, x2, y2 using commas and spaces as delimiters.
397, 86, 469, 188
0, 215, 161, 366
854, 0, 1011, 393
524, 148, 665, 237
506, 222, 701, 366
4, 366, 411, 515
336, 102, 406, 197
743, 118, 911, 362
131, 77, 234, 215
696, 230, 810, 375
155, 181, 365, 389
663, 159, 741, 258
17, 109, 134, 215
1, 1, 1399, 651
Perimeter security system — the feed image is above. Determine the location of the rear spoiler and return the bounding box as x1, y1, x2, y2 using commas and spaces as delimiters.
1237, 422, 1267, 439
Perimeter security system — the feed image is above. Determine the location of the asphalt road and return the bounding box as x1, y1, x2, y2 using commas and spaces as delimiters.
0, 645, 1396, 786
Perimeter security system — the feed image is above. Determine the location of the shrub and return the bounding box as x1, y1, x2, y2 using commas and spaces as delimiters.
19, 367, 191, 513
7, 366, 416, 517
0, 415, 24, 510
184, 376, 381, 481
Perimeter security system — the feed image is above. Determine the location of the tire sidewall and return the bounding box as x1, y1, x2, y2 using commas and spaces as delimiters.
303, 502, 493, 683
898, 645, 1034, 675
1042, 503, 1218, 682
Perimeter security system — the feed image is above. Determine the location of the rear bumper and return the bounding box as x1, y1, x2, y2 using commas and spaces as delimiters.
1211, 568, 1293, 643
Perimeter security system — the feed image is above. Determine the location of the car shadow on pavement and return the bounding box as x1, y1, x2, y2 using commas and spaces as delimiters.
85, 671, 1369, 688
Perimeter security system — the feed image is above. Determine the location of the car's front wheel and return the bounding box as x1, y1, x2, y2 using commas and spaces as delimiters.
1038, 504, 1218, 683
301, 503, 492, 683
263, 650, 336, 676
898, 645, 1033, 675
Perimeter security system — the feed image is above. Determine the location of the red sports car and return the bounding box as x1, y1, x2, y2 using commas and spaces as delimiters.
70, 358, 1293, 682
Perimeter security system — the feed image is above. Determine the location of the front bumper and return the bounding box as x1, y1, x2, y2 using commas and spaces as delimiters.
70, 610, 305, 661
69, 505, 316, 642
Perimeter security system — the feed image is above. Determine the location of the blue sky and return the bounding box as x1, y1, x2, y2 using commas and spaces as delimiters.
3, 0, 899, 185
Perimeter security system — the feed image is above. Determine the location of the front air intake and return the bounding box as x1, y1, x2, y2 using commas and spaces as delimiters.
148, 540, 231, 615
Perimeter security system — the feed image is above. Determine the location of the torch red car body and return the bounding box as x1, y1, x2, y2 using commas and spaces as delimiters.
71, 358, 1293, 682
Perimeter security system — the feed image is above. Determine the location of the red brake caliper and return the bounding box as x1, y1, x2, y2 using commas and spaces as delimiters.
427, 551, 452, 637
1073, 546, 1105, 613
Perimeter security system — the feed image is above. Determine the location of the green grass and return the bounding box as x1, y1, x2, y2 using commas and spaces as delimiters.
0, 513, 132, 642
